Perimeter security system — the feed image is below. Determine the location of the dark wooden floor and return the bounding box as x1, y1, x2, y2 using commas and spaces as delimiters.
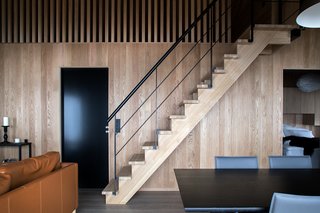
77, 189, 187, 213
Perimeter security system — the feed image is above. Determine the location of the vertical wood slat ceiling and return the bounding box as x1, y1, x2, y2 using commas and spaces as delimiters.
0, 0, 231, 43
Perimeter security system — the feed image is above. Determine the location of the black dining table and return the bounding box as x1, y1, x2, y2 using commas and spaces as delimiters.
175, 169, 320, 212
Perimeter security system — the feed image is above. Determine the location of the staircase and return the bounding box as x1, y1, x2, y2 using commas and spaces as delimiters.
102, 24, 296, 204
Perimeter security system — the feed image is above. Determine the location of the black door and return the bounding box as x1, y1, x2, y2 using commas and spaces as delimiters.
61, 68, 108, 188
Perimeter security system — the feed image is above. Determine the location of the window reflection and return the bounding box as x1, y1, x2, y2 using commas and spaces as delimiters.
64, 94, 83, 145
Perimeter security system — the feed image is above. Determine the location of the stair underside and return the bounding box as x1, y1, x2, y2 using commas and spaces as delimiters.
104, 26, 292, 204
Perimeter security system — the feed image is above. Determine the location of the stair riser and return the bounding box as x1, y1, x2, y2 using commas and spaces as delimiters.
183, 104, 195, 115
170, 119, 185, 131
157, 134, 172, 146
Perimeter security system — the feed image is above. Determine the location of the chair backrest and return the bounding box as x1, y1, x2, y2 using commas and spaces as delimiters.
269, 193, 320, 213
269, 156, 312, 169
311, 148, 320, 168
215, 156, 258, 169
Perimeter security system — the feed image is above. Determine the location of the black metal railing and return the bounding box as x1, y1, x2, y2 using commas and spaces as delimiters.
106, 0, 233, 192
107, 0, 219, 124
107, 0, 301, 193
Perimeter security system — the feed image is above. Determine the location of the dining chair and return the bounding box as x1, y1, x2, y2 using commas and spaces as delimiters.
268, 156, 312, 169
311, 148, 320, 168
215, 156, 259, 169
269, 193, 320, 213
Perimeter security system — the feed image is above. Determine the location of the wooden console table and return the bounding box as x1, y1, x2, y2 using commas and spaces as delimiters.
0, 142, 32, 161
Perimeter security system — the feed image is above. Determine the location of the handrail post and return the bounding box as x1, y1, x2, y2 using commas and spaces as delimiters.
249, 0, 255, 42
278, 0, 283, 24
113, 116, 120, 195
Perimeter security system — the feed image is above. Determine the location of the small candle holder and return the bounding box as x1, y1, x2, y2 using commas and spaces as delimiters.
2, 125, 10, 143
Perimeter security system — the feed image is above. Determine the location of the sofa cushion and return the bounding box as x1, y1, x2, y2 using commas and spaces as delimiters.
0, 151, 61, 193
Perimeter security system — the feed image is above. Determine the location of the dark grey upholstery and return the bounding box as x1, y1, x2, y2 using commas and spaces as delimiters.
269, 193, 320, 213
311, 148, 320, 168
269, 156, 312, 169
215, 156, 258, 169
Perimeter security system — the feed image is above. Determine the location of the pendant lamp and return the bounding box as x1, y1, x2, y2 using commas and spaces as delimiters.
296, 0, 320, 28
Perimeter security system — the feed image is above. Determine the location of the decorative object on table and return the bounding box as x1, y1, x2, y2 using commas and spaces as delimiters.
2, 158, 18, 163
14, 138, 20, 143
24, 139, 28, 143
2, 117, 10, 143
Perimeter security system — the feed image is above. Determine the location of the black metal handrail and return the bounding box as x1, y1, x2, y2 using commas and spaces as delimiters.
107, 0, 217, 124
110, 0, 224, 191
115, 7, 231, 156
115, 28, 231, 156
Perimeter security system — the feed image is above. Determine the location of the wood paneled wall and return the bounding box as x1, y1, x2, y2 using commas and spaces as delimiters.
1, 29, 320, 190
283, 87, 320, 135
0, 0, 231, 43
284, 88, 320, 116
0, 41, 232, 160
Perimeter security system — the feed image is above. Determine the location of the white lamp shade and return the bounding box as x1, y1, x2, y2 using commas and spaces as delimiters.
296, 2, 320, 28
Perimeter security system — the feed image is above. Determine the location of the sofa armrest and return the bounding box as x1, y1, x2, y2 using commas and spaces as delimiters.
0, 162, 78, 213
61, 163, 78, 212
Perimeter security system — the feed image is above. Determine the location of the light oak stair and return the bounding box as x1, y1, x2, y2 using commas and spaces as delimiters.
129, 154, 145, 165
224, 54, 239, 59
236, 39, 250, 45
103, 25, 296, 204
213, 67, 226, 74
142, 141, 158, 150
118, 166, 132, 180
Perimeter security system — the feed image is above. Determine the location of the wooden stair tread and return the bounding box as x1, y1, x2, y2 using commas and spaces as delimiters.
158, 130, 172, 135
237, 39, 250, 44
254, 24, 298, 31
183, 100, 199, 104
224, 54, 239, 59
169, 115, 186, 119
142, 141, 158, 150
102, 179, 118, 195
197, 84, 209, 89
213, 67, 225, 73
118, 165, 132, 180
129, 153, 145, 165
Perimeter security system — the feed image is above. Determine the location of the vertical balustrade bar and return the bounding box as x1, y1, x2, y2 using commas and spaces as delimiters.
155, 69, 158, 147
113, 115, 118, 195
210, 5, 213, 71
278, 0, 283, 24
249, 0, 254, 42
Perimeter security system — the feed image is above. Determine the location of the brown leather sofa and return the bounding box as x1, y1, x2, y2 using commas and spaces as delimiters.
0, 152, 78, 213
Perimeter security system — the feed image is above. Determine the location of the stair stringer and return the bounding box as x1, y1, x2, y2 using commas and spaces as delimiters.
105, 27, 292, 204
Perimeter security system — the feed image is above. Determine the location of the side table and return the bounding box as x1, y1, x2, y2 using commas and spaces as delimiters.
0, 142, 32, 161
